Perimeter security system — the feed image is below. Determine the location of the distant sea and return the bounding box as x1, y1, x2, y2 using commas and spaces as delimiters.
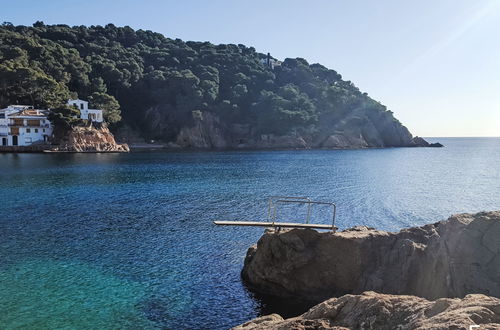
1, 137, 499, 329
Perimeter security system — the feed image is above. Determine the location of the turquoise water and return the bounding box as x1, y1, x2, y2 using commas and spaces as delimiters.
1, 137, 500, 329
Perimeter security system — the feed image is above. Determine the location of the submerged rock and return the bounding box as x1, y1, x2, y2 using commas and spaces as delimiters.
234, 291, 500, 330
242, 211, 500, 303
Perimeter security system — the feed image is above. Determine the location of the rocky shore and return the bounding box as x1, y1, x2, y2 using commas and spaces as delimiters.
237, 211, 500, 329
235, 291, 500, 330
51, 124, 129, 152
139, 111, 441, 150
242, 211, 500, 301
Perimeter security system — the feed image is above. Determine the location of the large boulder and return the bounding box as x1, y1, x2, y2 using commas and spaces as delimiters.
321, 134, 369, 149
242, 211, 500, 303
52, 123, 129, 152
234, 291, 500, 330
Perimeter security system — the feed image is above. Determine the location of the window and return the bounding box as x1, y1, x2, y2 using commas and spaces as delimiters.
73, 103, 77, 108
43, 129, 46, 132
80, 103, 84, 110
26, 128, 31, 133
35, 129, 38, 133
27, 119, 40, 126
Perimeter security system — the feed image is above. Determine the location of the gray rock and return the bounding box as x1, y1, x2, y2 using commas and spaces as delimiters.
140, 107, 435, 150
242, 211, 500, 302
321, 134, 368, 149
175, 112, 229, 149
412, 136, 430, 147
233, 291, 500, 330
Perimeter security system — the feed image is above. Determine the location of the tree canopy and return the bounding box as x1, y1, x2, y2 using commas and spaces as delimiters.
0, 22, 401, 140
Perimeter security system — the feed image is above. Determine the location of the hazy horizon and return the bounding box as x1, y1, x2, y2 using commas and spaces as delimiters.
3, 0, 500, 137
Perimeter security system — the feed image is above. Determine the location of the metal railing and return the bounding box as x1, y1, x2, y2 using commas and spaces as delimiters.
268, 196, 337, 230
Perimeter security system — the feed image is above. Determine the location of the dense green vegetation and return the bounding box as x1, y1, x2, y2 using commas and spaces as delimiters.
0, 22, 399, 140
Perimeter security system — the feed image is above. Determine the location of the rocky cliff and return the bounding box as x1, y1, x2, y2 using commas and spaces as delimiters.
52, 123, 129, 152
242, 211, 500, 303
234, 291, 500, 330
141, 110, 432, 150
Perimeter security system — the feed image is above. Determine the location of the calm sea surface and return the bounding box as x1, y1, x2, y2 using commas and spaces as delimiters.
1, 137, 500, 329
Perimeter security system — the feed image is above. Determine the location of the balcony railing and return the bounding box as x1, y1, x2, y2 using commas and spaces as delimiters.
8, 123, 50, 128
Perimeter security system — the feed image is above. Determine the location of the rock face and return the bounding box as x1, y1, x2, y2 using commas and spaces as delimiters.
175, 112, 229, 149
52, 123, 129, 152
140, 109, 432, 150
242, 211, 500, 303
234, 291, 500, 330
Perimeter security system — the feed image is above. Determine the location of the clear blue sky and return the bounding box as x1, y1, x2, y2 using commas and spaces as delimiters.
2, 0, 500, 137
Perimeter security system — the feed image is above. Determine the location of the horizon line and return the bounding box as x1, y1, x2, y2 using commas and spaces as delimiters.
424, 136, 500, 138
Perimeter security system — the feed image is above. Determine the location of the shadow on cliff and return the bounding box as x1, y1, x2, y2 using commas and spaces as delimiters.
243, 281, 315, 319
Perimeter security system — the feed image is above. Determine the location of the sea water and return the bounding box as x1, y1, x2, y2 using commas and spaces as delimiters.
1, 137, 500, 329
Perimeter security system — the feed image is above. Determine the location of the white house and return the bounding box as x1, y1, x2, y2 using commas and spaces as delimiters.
0, 105, 53, 147
260, 53, 282, 70
260, 58, 282, 69
68, 99, 104, 123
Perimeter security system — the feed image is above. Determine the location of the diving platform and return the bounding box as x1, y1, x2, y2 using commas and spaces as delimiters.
213, 221, 336, 230
214, 196, 337, 232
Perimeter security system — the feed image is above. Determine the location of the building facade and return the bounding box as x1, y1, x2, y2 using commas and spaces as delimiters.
68, 99, 104, 123
0, 106, 53, 146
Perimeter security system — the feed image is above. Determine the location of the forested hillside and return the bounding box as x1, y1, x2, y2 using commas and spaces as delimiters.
0, 22, 427, 148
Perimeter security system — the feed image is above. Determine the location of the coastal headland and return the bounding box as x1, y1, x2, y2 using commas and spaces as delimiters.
1, 24, 442, 152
